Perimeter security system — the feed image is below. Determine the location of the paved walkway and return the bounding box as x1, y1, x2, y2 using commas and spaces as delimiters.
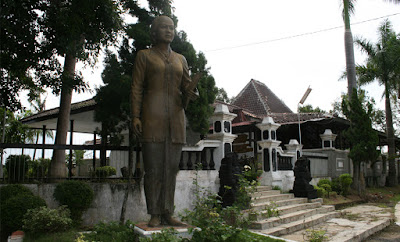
279, 203, 399, 242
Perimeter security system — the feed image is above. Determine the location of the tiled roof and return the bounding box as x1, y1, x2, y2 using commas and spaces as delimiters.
21, 98, 96, 123
231, 79, 292, 115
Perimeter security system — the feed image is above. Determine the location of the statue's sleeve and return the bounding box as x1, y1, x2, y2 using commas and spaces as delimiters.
131, 50, 146, 118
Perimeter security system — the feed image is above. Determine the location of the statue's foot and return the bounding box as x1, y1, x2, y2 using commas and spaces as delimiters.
162, 215, 185, 226
148, 215, 161, 227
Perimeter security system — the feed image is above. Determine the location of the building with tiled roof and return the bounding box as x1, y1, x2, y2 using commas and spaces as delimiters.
231, 79, 292, 116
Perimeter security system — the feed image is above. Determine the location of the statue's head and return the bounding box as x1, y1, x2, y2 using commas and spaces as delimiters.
150, 16, 175, 44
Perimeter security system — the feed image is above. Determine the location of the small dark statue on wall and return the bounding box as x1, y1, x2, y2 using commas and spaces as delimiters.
292, 156, 317, 199
218, 152, 241, 207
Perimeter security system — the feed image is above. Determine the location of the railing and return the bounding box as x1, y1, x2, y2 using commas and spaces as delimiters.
179, 148, 216, 170
277, 153, 294, 171
0, 139, 221, 183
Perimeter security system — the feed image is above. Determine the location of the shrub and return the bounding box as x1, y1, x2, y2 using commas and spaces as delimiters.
81, 221, 137, 242
28, 158, 51, 178
314, 186, 326, 198
95, 166, 117, 178
0, 194, 46, 236
5, 154, 31, 182
53, 181, 94, 223
317, 179, 332, 187
23, 206, 72, 236
331, 178, 342, 194
339, 173, 353, 196
320, 184, 332, 197
0, 184, 34, 204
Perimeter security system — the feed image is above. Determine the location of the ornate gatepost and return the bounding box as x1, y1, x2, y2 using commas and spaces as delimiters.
208, 104, 237, 170
256, 117, 281, 172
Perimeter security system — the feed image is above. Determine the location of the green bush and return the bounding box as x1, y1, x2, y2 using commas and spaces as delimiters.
339, 173, 353, 196
331, 178, 342, 194
22, 206, 72, 236
5, 154, 31, 182
28, 158, 51, 178
53, 181, 94, 223
0, 194, 46, 236
317, 179, 332, 187
314, 186, 326, 198
0, 184, 34, 204
95, 166, 117, 178
81, 221, 137, 242
320, 184, 332, 197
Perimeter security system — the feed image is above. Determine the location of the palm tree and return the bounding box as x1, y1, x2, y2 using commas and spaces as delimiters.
355, 20, 400, 186
341, 0, 400, 98
342, 0, 357, 98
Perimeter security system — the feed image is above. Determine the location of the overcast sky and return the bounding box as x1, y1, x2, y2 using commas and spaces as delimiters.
30, 0, 400, 113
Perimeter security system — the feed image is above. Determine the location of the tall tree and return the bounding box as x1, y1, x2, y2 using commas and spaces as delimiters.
42, 0, 123, 178
0, 0, 46, 111
355, 20, 400, 186
342, 0, 357, 98
342, 89, 379, 194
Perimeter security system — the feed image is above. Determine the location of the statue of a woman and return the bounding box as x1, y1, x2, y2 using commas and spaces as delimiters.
131, 16, 198, 227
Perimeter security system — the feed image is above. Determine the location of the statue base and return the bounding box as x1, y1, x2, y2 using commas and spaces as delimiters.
134, 222, 199, 239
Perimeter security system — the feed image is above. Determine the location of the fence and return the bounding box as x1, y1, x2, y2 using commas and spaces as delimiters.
0, 141, 221, 183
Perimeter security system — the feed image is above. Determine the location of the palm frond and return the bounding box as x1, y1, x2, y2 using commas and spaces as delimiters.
342, 0, 356, 20
355, 37, 376, 56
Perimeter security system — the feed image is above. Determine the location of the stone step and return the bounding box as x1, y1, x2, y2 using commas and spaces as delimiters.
253, 186, 272, 192
251, 190, 281, 198
251, 202, 323, 221
251, 205, 336, 230
254, 211, 341, 237
250, 197, 308, 212
251, 193, 294, 204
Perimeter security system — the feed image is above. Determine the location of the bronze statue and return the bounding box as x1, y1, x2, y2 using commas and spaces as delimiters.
131, 16, 198, 227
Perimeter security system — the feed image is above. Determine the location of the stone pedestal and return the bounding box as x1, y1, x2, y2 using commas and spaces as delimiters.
134, 223, 199, 239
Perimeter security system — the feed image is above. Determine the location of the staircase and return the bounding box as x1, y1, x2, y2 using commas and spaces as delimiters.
246, 186, 341, 237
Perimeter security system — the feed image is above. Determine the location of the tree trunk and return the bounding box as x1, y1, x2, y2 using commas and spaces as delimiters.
49, 53, 76, 179
352, 161, 360, 192
384, 84, 397, 186
343, 0, 357, 98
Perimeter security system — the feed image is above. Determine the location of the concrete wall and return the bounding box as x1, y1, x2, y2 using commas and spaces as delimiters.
6, 170, 219, 226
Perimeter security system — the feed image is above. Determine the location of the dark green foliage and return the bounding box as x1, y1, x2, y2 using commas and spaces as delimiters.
0, 108, 32, 143
5, 154, 31, 182
331, 178, 342, 194
95, 166, 117, 178
0, 194, 46, 236
314, 186, 327, 198
299, 104, 326, 113
0, 0, 45, 111
22, 206, 73, 236
28, 158, 51, 178
320, 184, 332, 197
82, 221, 137, 242
317, 179, 332, 187
339, 174, 353, 196
342, 90, 379, 164
0, 184, 34, 203
53, 181, 94, 223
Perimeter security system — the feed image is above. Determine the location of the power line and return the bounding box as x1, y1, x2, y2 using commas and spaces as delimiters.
205, 12, 400, 53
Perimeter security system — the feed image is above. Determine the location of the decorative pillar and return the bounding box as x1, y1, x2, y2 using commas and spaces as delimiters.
208, 104, 237, 170
256, 117, 281, 172
285, 139, 303, 160
320, 129, 337, 149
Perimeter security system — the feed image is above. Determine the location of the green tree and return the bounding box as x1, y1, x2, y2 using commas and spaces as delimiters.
0, 0, 46, 112
341, 0, 400, 99
43, 0, 123, 178
299, 105, 325, 113
355, 20, 400, 186
342, 89, 379, 194
216, 88, 233, 104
